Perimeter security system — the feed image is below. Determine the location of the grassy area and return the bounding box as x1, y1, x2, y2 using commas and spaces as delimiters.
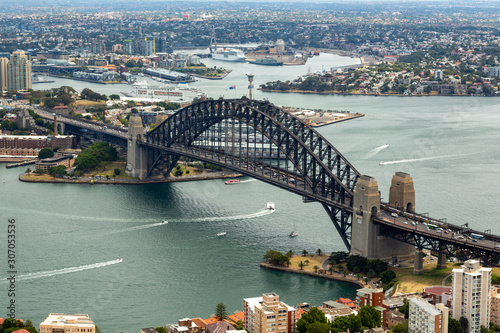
72, 100, 106, 107
170, 164, 204, 177
289, 254, 329, 273
23, 173, 58, 181
93, 161, 135, 179
394, 262, 500, 293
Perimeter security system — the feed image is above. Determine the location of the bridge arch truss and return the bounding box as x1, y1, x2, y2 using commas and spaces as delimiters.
142, 97, 361, 249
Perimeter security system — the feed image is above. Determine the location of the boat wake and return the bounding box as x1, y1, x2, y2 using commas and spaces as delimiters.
110, 221, 168, 234
379, 155, 453, 165
364, 144, 389, 159
171, 209, 275, 223
238, 179, 258, 183
1, 259, 123, 283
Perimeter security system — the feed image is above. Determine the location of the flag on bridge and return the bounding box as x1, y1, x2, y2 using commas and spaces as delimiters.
248, 85, 254, 89
229, 85, 236, 89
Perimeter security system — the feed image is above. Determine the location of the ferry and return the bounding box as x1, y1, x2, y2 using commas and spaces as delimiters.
224, 179, 241, 185
266, 202, 275, 210
217, 232, 227, 237
121, 81, 205, 103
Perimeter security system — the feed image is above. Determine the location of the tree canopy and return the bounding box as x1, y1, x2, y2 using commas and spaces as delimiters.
215, 302, 228, 321
74, 142, 118, 172
297, 307, 328, 333
38, 147, 54, 159
263, 250, 290, 266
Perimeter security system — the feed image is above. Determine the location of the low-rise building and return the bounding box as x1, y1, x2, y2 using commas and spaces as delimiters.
39, 313, 95, 333
35, 155, 74, 172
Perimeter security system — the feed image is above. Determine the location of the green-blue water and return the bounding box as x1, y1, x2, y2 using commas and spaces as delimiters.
1, 53, 499, 332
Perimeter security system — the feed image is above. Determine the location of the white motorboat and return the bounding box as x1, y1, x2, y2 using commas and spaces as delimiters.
289, 231, 299, 237
217, 232, 227, 237
266, 202, 275, 210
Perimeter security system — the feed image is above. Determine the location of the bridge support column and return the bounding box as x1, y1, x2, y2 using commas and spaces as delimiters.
437, 243, 447, 270
389, 172, 415, 212
413, 248, 424, 275
351, 175, 414, 261
125, 113, 148, 179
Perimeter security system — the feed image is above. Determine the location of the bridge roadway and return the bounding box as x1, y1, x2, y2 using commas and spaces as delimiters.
34, 109, 127, 140
375, 206, 500, 255
144, 142, 500, 256
32, 110, 500, 257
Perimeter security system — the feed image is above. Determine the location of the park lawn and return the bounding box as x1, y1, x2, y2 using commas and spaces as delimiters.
169, 165, 204, 177
72, 100, 106, 107
24, 173, 58, 181
289, 254, 329, 273
395, 263, 500, 294
94, 161, 135, 179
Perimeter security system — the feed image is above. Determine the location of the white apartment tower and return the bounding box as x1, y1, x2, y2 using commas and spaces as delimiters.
451, 259, 491, 333
243, 292, 296, 333
408, 298, 449, 333
7, 51, 32, 91
0, 57, 8, 92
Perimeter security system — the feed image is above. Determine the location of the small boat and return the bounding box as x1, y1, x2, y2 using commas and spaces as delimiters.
224, 179, 241, 185
289, 231, 299, 237
217, 232, 227, 236
266, 202, 275, 210
162, 220, 168, 224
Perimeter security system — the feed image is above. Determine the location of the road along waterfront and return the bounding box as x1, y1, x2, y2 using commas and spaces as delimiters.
9, 52, 500, 332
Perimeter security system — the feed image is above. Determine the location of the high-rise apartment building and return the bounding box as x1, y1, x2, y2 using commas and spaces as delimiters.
7, 51, 31, 91
451, 259, 491, 333
408, 298, 449, 333
143, 36, 155, 55
123, 39, 134, 55
244, 292, 296, 333
0, 57, 8, 92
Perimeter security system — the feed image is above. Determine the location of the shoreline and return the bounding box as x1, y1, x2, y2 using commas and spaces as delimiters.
19, 172, 243, 185
260, 262, 365, 288
260, 88, 496, 97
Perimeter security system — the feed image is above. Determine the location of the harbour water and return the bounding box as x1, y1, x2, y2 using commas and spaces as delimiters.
2, 53, 500, 332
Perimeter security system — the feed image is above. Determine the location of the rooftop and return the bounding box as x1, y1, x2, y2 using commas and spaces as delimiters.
40, 314, 94, 328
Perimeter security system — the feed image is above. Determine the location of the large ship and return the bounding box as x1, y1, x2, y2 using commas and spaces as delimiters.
249, 57, 283, 66
210, 27, 246, 62
121, 81, 205, 103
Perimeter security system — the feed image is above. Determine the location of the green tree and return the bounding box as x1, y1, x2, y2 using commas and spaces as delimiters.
306, 322, 329, 333
286, 250, 293, 258
313, 265, 319, 273
297, 307, 327, 333
48, 165, 67, 178
38, 147, 54, 159
299, 261, 305, 270
459, 317, 469, 333
174, 169, 183, 177
391, 321, 409, 333
233, 320, 244, 331
155, 327, 166, 333
215, 302, 228, 321
380, 270, 397, 284
109, 94, 121, 100
114, 168, 121, 176
316, 248, 322, 256
359, 305, 381, 329
302, 249, 308, 256
263, 250, 290, 266
448, 317, 464, 333
399, 299, 409, 319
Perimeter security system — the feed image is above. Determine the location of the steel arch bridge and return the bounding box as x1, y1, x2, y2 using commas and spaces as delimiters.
141, 97, 361, 250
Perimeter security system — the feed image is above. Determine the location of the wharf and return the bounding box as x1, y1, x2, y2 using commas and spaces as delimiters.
6, 160, 36, 169
284, 108, 365, 127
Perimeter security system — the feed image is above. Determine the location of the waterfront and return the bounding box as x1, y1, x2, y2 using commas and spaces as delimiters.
3, 52, 500, 332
